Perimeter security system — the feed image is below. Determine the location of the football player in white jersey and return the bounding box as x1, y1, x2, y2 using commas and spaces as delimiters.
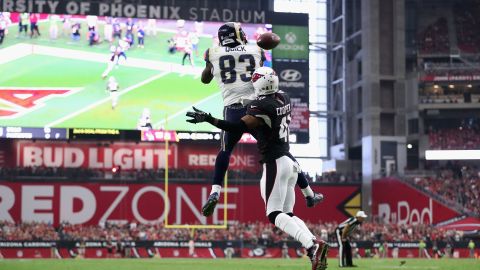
106, 76, 119, 109
200, 22, 323, 217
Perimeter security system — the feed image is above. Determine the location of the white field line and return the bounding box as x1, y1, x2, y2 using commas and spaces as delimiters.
153, 91, 221, 129
0, 43, 32, 65
45, 72, 168, 128
29, 44, 204, 75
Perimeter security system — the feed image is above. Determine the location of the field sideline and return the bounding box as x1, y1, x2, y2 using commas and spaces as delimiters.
0, 258, 478, 270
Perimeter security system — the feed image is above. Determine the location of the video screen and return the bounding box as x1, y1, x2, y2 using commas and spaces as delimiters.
0, 13, 272, 132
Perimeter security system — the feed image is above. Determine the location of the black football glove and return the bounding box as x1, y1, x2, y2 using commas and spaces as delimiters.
186, 107, 214, 124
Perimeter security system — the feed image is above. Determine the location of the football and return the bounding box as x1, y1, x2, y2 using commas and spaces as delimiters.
256, 32, 281, 50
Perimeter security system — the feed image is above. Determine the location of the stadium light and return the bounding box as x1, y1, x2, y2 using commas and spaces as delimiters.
425, 150, 480, 160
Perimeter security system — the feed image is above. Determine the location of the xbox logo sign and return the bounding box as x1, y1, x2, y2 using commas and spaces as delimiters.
285, 32, 297, 44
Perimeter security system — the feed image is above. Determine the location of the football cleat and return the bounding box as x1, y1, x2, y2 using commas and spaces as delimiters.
307, 239, 329, 270
201, 192, 219, 216
306, 193, 324, 208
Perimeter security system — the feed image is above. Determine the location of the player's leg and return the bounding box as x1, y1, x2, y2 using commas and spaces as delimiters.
182, 52, 188, 65
111, 91, 118, 109
297, 171, 324, 207
281, 158, 328, 270
336, 228, 344, 267
202, 106, 246, 216
345, 241, 353, 266
262, 158, 314, 250
283, 172, 315, 240
102, 61, 114, 78
287, 154, 323, 207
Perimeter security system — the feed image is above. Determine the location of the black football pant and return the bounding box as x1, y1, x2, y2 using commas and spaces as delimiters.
336, 228, 353, 267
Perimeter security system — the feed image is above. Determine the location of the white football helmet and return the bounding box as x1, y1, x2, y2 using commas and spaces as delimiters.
251, 67, 279, 96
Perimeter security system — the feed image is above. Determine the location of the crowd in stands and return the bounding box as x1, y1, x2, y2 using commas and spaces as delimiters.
428, 126, 480, 150
0, 166, 262, 181
0, 166, 359, 184
407, 165, 480, 216
454, 2, 480, 53
418, 17, 449, 54
0, 220, 466, 244
306, 171, 362, 183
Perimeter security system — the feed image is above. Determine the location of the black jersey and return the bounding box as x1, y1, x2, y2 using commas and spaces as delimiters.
246, 92, 292, 163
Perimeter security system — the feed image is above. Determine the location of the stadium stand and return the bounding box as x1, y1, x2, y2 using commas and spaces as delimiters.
405, 166, 480, 216
428, 127, 480, 149
454, 2, 480, 53
0, 221, 467, 243
417, 17, 450, 54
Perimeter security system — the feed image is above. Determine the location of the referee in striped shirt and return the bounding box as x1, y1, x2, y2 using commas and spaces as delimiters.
336, 210, 367, 267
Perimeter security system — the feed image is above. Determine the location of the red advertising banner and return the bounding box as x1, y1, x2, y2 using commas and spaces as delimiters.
14, 141, 261, 172
0, 182, 360, 226
176, 143, 261, 173
372, 178, 461, 225
16, 141, 177, 170
421, 74, 480, 82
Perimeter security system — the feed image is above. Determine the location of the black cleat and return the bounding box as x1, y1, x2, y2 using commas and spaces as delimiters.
201, 192, 219, 216
306, 193, 324, 208
307, 239, 329, 270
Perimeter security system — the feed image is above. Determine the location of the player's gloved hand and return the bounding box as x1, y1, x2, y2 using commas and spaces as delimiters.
202, 192, 219, 216
186, 107, 214, 124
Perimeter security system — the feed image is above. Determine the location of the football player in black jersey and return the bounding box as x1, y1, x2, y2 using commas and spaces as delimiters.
187, 67, 329, 270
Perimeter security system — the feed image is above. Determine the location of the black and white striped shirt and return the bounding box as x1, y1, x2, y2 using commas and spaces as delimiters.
336, 217, 361, 237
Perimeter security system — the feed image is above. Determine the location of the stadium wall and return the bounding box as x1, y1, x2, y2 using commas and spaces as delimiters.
372, 178, 461, 225
0, 240, 476, 259
0, 182, 361, 225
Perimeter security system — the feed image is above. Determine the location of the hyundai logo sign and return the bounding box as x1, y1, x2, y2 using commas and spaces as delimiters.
280, 69, 302, 82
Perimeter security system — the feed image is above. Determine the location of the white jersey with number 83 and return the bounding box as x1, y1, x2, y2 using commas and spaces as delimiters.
206, 44, 264, 106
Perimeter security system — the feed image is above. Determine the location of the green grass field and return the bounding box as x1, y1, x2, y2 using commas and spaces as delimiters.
0, 258, 478, 270
0, 19, 222, 131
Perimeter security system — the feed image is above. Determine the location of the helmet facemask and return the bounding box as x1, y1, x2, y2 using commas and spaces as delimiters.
251, 67, 279, 96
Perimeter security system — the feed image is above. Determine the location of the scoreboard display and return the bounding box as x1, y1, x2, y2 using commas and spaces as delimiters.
0, 0, 309, 142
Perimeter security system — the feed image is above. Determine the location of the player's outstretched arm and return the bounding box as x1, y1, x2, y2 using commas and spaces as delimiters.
201, 62, 214, 84
186, 107, 262, 133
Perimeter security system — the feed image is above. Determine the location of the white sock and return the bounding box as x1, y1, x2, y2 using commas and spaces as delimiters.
275, 213, 314, 249
301, 186, 314, 198
292, 216, 316, 240
210, 184, 221, 195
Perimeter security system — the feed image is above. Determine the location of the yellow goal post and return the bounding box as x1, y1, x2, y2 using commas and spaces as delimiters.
162, 130, 228, 229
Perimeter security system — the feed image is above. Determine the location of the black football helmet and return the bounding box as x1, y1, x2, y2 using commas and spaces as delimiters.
218, 22, 247, 47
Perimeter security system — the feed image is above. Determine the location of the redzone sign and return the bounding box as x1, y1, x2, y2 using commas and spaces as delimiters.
0, 182, 360, 225
372, 178, 460, 225
17, 141, 177, 170
177, 143, 260, 172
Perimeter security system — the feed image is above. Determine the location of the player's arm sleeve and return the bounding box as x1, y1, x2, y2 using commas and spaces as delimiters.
341, 224, 350, 239
247, 102, 272, 128
207, 103, 265, 133
210, 118, 248, 133
201, 49, 214, 84
259, 49, 266, 67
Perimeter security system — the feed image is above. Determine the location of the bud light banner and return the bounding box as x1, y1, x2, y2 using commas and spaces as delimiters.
16, 141, 176, 170
273, 59, 309, 143
372, 178, 461, 225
